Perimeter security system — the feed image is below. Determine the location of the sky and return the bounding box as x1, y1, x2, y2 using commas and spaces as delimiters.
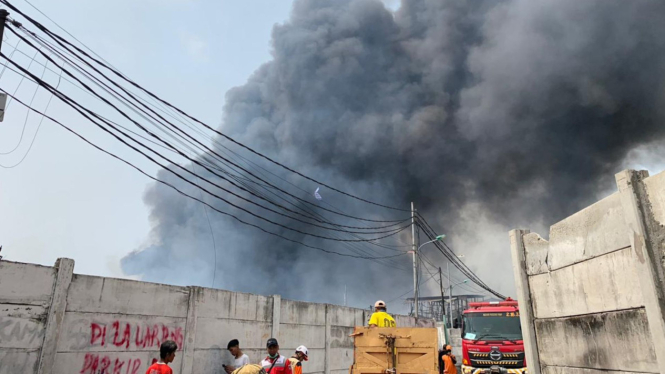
0, 0, 296, 278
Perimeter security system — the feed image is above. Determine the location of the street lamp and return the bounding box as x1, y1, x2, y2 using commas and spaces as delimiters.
409, 235, 445, 318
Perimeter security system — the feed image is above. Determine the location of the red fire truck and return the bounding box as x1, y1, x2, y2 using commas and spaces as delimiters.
460, 298, 527, 374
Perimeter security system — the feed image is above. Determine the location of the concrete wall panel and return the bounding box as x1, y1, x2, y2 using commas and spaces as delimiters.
529, 247, 642, 319
327, 305, 365, 327
66, 275, 189, 317
195, 317, 271, 349
195, 288, 272, 322
280, 300, 326, 326
53, 351, 183, 374
304, 348, 325, 372
278, 323, 325, 350
547, 192, 629, 271
0, 259, 435, 374
644, 171, 665, 225
330, 325, 354, 349
0, 304, 47, 349
542, 366, 650, 374
56, 312, 185, 353
0, 262, 54, 306
0, 350, 40, 374
542, 367, 653, 374
192, 350, 231, 374
535, 308, 656, 372
330, 348, 354, 370
524, 233, 550, 276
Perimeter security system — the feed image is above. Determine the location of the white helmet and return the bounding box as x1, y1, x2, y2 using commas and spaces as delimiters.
375, 300, 386, 309
296, 345, 308, 360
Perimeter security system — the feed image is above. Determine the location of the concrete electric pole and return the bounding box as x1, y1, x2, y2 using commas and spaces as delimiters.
439, 267, 446, 320
411, 202, 419, 318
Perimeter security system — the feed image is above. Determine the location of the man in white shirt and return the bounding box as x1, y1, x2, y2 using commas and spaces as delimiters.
225, 339, 250, 374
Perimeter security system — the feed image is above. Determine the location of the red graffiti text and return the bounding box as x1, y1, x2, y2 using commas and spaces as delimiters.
79, 353, 142, 374
89, 321, 183, 350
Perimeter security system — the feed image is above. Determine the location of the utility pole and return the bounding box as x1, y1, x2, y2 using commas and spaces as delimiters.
0, 9, 8, 50
439, 267, 446, 321
411, 202, 418, 318
0, 9, 9, 123
448, 261, 453, 328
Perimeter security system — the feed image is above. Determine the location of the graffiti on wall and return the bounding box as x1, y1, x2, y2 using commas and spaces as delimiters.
63, 318, 184, 374
0, 316, 45, 347
89, 320, 184, 349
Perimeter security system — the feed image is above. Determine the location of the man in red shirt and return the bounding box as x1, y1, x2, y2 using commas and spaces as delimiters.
260, 338, 292, 374
146, 340, 177, 374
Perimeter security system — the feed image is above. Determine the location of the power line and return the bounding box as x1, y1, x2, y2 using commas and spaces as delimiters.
387, 271, 439, 304
0, 3, 418, 269
415, 213, 506, 299
0, 54, 412, 270
1, 0, 410, 213
0, 85, 409, 261
1, 29, 410, 240
0, 45, 47, 157
0, 55, 62, 168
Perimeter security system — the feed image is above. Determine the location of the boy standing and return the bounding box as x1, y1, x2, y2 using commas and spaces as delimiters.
226, 339, 251, 373
146, 340, 178, 374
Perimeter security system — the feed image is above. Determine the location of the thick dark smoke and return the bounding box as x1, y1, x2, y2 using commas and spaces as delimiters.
121, 0, 665, 310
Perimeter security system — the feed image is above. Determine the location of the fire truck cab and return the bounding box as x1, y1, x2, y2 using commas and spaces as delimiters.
460, 298, 527, 374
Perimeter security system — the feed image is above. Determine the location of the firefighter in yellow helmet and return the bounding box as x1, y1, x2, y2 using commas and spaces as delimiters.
368, 300, 396, 328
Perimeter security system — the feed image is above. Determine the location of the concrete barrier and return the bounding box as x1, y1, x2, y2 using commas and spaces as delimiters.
510, 169, 665, 374
0, 258, 434, 374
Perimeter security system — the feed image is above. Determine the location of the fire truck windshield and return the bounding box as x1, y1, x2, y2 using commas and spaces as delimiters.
462, 312, 522, 341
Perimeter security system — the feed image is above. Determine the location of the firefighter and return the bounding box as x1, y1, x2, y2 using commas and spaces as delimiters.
368, 300, 396, 328
288, 345, 308, 374
441, 345, 457, 374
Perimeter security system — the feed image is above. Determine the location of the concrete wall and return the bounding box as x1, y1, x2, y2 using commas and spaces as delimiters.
0, 259, 434, 374
0, 262, 55, 374
510, 169, 665, 374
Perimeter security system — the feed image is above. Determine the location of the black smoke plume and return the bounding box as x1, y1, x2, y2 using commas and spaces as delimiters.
121, 0, 665, 310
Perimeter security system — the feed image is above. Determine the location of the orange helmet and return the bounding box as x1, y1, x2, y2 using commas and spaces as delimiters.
374, 300, 386, 309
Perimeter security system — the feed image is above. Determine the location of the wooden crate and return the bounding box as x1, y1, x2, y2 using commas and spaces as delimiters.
350, 327, 439, 374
